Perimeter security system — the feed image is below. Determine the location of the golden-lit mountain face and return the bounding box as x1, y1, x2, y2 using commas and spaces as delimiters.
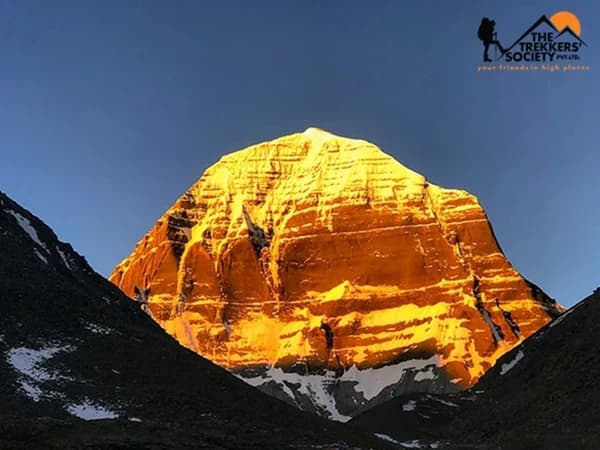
110, 128, 562, 420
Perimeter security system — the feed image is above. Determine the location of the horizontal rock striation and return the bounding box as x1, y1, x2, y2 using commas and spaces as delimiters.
110, 128, 562, 419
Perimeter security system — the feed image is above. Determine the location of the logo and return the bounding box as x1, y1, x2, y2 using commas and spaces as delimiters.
476, 11, 590, 72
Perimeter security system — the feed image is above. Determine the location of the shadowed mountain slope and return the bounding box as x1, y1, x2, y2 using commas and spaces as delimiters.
0, 191, 382, 449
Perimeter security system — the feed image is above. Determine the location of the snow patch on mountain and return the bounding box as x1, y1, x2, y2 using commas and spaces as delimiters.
400, 441, 422, 448
398, 439, 440, 448
34, 248, 48, 263
375, 433, 441, 448
426, 394, 458, 407
240, 367, 351, 422
374, 433, 400, 444
57, 246, 72, 270
6, 210, 48, 252
84, 322, 115, 335
340, 356, 441, 401
399, 440, 440, 448
66, 400, 119, 420
500, 350, 525, 375
7, 345, 73, 401
403, 400, 417, 411
550, 303, 582, 328
414, 366, 436, 382
238, 356, 442, 422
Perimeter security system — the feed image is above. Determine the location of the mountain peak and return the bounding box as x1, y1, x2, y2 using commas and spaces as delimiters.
301, 127, 343, 148
215, 128, 420, 194
110, 131, 561, 420
302, 126, 336, 137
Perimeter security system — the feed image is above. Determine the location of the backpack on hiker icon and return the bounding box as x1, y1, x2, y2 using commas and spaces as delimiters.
478, 18, 495, 42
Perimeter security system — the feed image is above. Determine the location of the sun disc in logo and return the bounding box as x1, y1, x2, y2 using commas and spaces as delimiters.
550, 11, 581, 36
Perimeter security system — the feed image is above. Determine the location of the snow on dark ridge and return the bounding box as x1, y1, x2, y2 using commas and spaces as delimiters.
0, 191, 92, 277
57, 245, 73, 270
375, 432, 400, 444
402, 400, 417, 411
425, 394, 458, 407
34, 248, 48, 264
5, 209, 48, 252
83, 322, 115, 335
66, 400, 119, 420
499, 350, 524, 375
6, 345, 74, 401
398, 440, 438, 448
549, 301, 584, 328
376, 434, 441, 449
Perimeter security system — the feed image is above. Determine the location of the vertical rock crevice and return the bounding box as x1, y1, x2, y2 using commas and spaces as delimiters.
320, 320, 343, 371
320, 321, 334, 350
242, 207, 271, 258
495, 298, 521, 339
167, 210, 193, 260
473, 276, 504, 345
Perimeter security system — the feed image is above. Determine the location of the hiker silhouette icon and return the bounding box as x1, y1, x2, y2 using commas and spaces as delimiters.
478, 18, 506, 61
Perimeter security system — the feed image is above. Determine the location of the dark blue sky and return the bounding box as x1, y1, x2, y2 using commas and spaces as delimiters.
1, 1, 597, 307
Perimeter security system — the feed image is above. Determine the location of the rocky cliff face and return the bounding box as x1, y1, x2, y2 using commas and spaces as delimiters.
110, 128, 562, 420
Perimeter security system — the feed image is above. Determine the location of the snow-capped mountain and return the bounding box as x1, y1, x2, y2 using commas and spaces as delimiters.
110, 128, 562, 420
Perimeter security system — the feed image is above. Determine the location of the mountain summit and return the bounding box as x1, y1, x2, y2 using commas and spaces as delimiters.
110, 128, 562, 420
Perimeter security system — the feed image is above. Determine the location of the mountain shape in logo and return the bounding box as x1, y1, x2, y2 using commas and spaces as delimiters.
555, 26, 587, 46
496, 15, 587, 61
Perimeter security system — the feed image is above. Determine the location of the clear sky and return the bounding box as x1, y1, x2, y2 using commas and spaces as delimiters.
1, 0, 598, 307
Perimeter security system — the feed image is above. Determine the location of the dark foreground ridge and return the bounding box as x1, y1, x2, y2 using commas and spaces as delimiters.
352, 287, 600, 449
0, 191, 384, 449
4, 188, 597, 450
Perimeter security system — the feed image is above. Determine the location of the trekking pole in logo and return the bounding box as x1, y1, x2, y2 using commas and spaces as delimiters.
493, 31, 498, 59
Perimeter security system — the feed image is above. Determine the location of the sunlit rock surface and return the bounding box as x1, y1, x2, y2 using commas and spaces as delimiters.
110, 128, 562, 420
